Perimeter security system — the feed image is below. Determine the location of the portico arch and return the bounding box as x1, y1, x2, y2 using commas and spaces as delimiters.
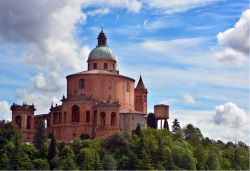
72, 105, 80, 122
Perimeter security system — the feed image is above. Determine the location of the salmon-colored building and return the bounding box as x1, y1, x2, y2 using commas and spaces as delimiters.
11, 30, 149, 142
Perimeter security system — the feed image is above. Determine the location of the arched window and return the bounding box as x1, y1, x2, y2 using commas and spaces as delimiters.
72, 105, 80, 122
100, 112, 105, 127
27, 116, 31, 129
79, 79, 85, 89
15, 115, 21, 129
111, 112, 116, 126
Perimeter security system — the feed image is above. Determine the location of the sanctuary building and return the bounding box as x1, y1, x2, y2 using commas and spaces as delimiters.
11, 31, 167, 142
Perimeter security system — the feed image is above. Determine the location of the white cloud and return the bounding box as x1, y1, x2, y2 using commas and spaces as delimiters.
214, 47, 246, 65
160, 98, 177, 105
143, 0, 215, 14
87, 8, 110, 16
214, 9, 250, 64
140, 38, 206, 53
15, 89, 62, 114
0, 101, 11, 121
0, 0, 86, 73
32, 72, 65, 92
182, 94, 196, 105
172, 108, 250, 144
212, 102, 248, 128
82, 0, 142, 13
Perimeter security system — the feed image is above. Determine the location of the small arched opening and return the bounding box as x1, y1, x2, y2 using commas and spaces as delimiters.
44, 119, 48, 128
111, 112, 116, 126
100, 112, 106, 127
72, 105, 80, 122
15, 115, 22, 129
26, 116, 31, 129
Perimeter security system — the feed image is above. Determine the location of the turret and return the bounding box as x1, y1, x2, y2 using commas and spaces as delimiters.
134, 75, 148, 113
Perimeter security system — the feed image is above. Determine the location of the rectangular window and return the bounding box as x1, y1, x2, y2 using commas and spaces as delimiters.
86, 111, 90, 123
94, 110, 97, 126
79, 79, 85, 89
54, 113, 57, 124
64, 112, 66, 123
59, 112, 61, 124
104, 63, 108, 69
93, 63, 97, 69
126, 82, 130, 92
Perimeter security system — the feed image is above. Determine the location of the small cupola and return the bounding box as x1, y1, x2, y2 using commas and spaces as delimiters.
97, 30, 107, 47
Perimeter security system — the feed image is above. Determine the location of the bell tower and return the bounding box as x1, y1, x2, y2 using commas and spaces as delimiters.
11, 103, 36, 142
134, 75, 148, 113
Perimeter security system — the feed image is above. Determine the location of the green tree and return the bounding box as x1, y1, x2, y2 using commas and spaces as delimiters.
47, 134, 58, 169
183, 124, 203, 145
8, 134, 34, 170
135, 123, 142, 137
103, 154, 117, 170
32, 158, 50, 170
206, 150, 220, 170
80, 133, 90, 140
0, 152, 9, 169
57, 145, 78, 170
76, 148, 102, 170
172, 119, 183, 140
193, 144, 207, 170
147, 113, 157, 128
33, 120, 46, 150
38, 143, 49, 159
171, 142, 196, 170
134, 135, 154, 170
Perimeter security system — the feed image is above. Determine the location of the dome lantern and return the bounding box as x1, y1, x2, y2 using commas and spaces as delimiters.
97, 30, 107, 47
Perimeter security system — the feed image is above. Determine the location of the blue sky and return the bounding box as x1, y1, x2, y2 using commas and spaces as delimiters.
0, 0, 249, 144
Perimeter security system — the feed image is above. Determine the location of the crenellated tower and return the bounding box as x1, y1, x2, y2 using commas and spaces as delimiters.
134, 75, 148, 113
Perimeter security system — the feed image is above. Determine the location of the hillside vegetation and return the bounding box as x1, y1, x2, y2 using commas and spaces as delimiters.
0, 120, 249, 170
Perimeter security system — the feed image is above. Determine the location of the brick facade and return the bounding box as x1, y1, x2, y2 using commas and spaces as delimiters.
11, 31, 148, 142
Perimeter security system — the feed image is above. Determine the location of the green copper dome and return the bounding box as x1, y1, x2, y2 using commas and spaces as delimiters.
88, 30, 116, 61
88, 46, 116, 61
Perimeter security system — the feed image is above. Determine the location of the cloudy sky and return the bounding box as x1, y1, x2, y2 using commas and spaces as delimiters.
0, 0, 249, 144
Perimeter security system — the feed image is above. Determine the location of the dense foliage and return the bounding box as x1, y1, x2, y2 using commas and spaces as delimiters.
0, 120, 249, 170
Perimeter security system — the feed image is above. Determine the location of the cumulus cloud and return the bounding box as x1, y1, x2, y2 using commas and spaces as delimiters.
212, 102, 248, 128
173, 108, 250, 144
182, 94, 196, 105
0, 101, 11, 121
32, 72, 65, 92
15, 89, 62, 114
142, 0, 215, 14
0, 0, 86, 73
214, 9, 250, 64
87, 8, 110, 16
